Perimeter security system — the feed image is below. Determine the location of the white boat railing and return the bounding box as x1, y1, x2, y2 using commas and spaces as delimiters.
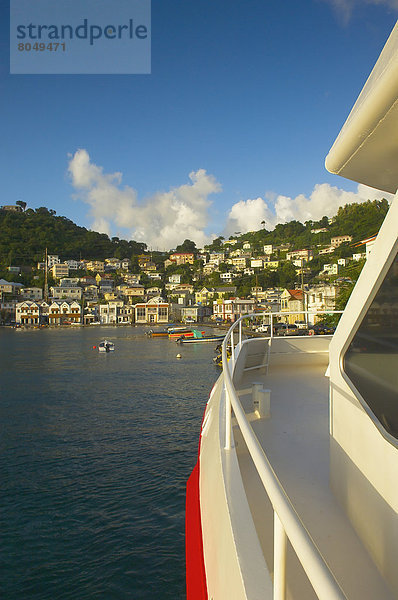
221, 311, 346, 600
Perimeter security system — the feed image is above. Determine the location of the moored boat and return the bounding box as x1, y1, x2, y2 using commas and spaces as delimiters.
168, 329, 206, 340
186, 22, 398, 600
98, 340, 115, 352
177, 334, 225, 344
146, 329, 169, 337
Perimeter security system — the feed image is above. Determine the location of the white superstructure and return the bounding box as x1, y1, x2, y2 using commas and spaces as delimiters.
187, 20, 398, 600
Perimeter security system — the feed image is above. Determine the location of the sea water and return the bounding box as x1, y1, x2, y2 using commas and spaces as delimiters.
0, 326, 220, 599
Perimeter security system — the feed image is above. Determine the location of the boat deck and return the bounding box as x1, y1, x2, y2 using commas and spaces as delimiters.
233, 336, 394, 599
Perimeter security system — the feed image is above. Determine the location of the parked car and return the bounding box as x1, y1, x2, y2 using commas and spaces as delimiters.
285, 323, 300, 336
273, 322, 288, 336
308, 322, 336, 335
273, 323, 301, 336
255, 324, 270, 333
294, 320, 308, 330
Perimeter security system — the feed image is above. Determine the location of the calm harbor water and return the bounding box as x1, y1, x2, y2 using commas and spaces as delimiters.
0, 326, 220, 600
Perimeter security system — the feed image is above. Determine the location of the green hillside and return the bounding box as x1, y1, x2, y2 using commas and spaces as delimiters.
0, 198, 389, 270
0, 206, 146, 265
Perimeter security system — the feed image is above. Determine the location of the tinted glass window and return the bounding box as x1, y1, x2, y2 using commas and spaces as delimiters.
344, 252, 398, 439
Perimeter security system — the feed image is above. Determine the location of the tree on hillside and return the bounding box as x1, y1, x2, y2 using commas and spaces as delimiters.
277, 262, 297, 289
330, 199, 389, 240
174, 239, 197, 253
16, 200, 27, 211
205, 236, 224, 251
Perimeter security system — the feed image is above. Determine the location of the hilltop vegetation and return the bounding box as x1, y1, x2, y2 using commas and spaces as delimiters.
233, 199, 389, 249
0, 198, 389, 278
0, 206, 146, 265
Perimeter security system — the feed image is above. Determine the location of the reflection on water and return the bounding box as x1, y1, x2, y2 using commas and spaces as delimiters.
0, 326, 219, 600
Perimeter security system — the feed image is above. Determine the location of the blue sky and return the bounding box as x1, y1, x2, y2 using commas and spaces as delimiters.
1, 0, 397, 250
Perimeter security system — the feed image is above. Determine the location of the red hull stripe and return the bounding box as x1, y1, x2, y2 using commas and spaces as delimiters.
186, 459, 208, 599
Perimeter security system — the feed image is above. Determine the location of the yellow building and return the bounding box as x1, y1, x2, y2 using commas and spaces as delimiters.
280, 289, 304, 323
86, 261, 105, 273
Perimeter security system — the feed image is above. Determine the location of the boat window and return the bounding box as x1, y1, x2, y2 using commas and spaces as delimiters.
344, 252, 398, 439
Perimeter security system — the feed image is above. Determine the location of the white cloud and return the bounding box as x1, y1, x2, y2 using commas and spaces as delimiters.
224, 182, 393, 236
322, 0, 398, 23
68, 150, 393, 249
68, 149, 221, 250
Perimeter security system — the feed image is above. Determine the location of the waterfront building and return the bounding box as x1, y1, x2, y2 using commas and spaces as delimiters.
99, 301, 122, 324
16, 301, 39, 325
180, 305, 212, 323
1, 298, 18, 322
83, 304, 98, 325
212, 298, 256, 323
48, 301, 81, 325
134, 297, 169, 324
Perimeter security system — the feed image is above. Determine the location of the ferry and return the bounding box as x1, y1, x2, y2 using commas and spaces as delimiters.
186, 22, 398, 600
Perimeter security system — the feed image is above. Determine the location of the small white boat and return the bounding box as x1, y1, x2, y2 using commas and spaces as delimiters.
98, 340, 115, 353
